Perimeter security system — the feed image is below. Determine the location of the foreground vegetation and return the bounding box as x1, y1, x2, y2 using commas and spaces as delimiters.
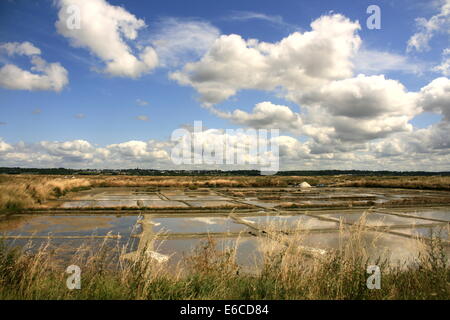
0, 223, 448, 300
1, 174, 450, 213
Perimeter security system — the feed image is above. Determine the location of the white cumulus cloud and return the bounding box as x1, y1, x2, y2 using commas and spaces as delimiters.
418, 77, 450, 120
55, 0, 158, 78
0, 42, 68, 91
211, 101, 303, 134
170, 14, 361, 106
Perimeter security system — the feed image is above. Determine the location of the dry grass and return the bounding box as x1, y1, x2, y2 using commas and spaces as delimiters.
333, 176, 450, 190
0, 175, 91, 211
0, 217, 448, 300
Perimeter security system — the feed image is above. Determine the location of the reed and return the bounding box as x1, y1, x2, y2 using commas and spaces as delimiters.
0, 218, 448, 300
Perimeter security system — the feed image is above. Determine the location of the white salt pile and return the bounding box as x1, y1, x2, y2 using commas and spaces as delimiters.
299, 182, 311, 188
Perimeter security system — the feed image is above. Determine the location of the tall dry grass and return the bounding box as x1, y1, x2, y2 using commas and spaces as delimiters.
0, 175, 91, 211
0, 217, 448, 300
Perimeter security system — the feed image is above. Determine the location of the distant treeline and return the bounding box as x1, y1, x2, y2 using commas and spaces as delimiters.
0, 167, 449, 176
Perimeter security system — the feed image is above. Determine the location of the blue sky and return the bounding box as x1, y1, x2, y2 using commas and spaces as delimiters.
0, 0, 449, 170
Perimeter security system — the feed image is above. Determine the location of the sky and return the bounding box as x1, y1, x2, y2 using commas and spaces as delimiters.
0, 0, 449, 171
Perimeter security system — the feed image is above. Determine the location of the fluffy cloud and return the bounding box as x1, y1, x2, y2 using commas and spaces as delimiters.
274, 135, 311, 160
0, 42, 68, 91
106, 140, 168, 160
369, 76, 450, 159
40, 140, 96, 162
381, 77, 450, 158
421, 122, 450, 151
1, 7, 448, 170
170, 127, 280, 170
296, 74, 420, 146
211, 74, 422, 151
371, 121, 450, 158
210, 101, 303, 133
418, 77, 450, 120
55, 0, 158, 78
0, 41, 41, 56
165, 11, 450, 159
170, 14, 361, 105
0, 139, 12, 153
0, 139, 171, 168
169, 13, 427, 148
163, 11, 450, 160
1, 126, 450, 170
300, 75, 418, 119
407, 0, 450, 52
